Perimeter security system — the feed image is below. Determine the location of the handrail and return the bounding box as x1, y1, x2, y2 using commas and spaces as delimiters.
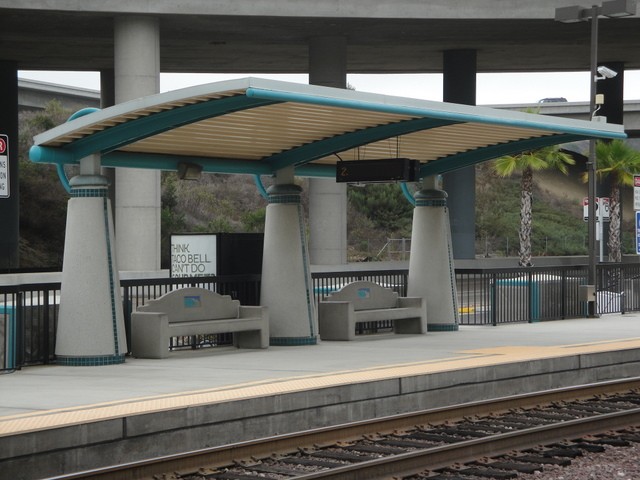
2, 263, 637, 371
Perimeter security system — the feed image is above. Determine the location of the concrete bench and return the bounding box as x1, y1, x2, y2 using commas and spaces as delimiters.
131, 287, 268, 358
318, 281, 427, 341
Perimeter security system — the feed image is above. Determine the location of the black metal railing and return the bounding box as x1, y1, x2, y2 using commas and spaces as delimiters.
455, 265, 590, 325
1, 264, 637, 372
1, 282, 60, 371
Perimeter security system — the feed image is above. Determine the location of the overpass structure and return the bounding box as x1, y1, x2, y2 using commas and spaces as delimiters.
1, 1, 639, 363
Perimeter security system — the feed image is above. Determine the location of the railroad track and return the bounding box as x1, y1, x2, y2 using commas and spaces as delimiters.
50, 377, 640, 480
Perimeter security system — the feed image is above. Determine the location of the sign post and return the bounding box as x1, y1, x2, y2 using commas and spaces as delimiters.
0, 134, 8, 198
636, 211, 640, 255
583, 196, 610, 262
636, 175, 640, 256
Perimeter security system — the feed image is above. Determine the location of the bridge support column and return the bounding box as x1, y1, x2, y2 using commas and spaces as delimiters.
408, 179, 459, 331
261, 169, 318, 345
308, 36, 348, 265
113, 16, 161, 272
441, 49, 477, 260
56, 155, 127, 365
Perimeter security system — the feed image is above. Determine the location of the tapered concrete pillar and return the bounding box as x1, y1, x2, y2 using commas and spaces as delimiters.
113, 16, 161, 271
407, 179, 459, 331
261, 170, 318, 345
55, 155, 127, 365
308, 36, 348, 265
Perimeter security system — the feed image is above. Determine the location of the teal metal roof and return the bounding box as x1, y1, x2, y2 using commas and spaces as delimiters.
30, 77, 627, 179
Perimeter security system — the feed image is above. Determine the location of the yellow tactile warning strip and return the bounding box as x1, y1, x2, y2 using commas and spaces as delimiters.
2, 338, 640, 437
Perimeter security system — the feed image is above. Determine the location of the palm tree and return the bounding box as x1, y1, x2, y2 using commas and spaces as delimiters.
493, 145, 575, 267
587, 139, 640, 262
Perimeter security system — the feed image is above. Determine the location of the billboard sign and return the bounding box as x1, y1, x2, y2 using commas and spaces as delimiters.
170, 234, 217, 277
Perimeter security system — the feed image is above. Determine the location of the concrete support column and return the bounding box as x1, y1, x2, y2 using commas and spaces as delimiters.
113, 16, 161, 272
261, 169, 318, 345
441, 49, 477, 260
0, 61, 19, 268
56, 155, 127, 365
308, 36, 348, 265
407, 177, 459, 331
100, 69, 116, 210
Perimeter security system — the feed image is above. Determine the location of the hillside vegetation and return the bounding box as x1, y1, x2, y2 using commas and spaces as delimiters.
16, 101, 634, 268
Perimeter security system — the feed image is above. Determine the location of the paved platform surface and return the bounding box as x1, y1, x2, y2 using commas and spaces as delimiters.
1, 314, 640, 436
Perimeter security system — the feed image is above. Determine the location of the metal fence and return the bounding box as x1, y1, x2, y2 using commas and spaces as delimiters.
1, 282, 61, 371
1, 264, 636, 372
456, 266, 590, 325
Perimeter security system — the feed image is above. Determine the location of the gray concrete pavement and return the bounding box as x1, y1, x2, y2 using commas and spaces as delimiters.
2, 313, 639, 418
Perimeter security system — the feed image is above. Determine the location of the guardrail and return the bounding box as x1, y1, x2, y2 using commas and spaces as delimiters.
1, 264, 635, 371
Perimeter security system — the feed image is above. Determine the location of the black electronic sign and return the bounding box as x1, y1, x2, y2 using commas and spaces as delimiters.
336, 158, 421, 183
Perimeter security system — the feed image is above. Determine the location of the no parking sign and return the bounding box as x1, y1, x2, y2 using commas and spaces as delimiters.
0, 134, 8, 198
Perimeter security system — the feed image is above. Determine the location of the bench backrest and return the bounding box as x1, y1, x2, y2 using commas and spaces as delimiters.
137, 287, 239, 322
326, 281, 398, 310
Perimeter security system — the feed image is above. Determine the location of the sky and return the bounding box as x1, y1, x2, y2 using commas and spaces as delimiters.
17, 70, 640, 106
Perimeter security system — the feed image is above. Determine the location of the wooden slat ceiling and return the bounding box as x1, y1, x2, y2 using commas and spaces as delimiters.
31, 78, 627, 178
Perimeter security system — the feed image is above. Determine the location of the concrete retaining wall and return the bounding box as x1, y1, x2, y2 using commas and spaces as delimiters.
2, 348, 640, 479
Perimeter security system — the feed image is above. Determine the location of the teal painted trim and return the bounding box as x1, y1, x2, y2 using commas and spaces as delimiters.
56, 355, 126, 366
268, 194, 301, 204
67, 107, 100, 122
56, 164, 71, 194
30, 147, 335, 177
269, 336, 318, 346
29, 145, 74, 165
246, 87, 627, 140
420, 134, 581, 177
267, 117, 456, 171
103, 197, 121, 355
103, 151, 273, 175
401, 182, 416, 206
530, 280, 540, 322
427, 323, 459, 332
40, 96, 278, 163
2, 306, 15, 370
253, 175, 269, 200
294, 163, 335, 178
70, 187, 108, 198
416, 199, 447, 207
297, 203, 316, 338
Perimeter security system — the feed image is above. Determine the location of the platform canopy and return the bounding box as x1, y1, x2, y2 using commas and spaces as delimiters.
30, 77, 626, 179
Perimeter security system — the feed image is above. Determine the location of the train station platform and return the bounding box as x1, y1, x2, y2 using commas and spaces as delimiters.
2, 313, 640, 479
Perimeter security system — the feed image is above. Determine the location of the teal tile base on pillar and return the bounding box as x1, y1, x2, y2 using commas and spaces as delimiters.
56, 354, 126, 366
269, 336, 318, 346
427, 323, 460, 332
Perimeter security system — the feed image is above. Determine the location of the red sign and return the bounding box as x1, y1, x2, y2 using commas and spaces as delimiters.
635, 175, 640, 187
0, 136, 6, 154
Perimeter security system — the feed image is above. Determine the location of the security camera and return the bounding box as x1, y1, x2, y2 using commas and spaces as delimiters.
596, 66, 618, 80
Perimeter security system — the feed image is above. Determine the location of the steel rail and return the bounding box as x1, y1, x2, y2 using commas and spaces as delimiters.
291, 408, 640, 479
46, 377, 640, 480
